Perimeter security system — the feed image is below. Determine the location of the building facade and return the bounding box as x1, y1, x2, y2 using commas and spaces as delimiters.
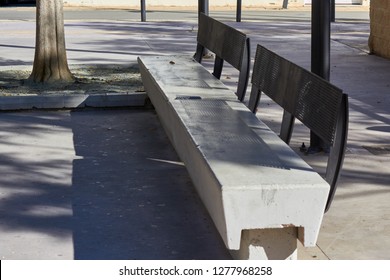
369, 0, 390, 59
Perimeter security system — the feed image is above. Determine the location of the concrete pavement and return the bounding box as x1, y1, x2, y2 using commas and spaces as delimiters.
0, 7, 389, 259
0, 109, 231, 259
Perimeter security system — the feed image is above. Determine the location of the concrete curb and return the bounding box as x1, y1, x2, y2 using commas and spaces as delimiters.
0, 92, 147, 111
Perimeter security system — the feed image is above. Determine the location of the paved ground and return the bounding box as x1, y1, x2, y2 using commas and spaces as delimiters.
0, 7, 389, 260
0, 109, 231, 259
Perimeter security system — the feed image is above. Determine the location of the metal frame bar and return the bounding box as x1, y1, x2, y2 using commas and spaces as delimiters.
325, 94, 349, 212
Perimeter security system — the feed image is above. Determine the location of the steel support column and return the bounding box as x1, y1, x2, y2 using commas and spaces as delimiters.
140, 0, 146, 22
198, 0, 210, 56
310, 0, 331, 152
198, 0, 209, 17
331, 0, 336, 22
237, 0, 242, 22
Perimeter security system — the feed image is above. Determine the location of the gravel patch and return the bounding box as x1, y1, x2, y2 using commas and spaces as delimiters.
0, 64, 143, 96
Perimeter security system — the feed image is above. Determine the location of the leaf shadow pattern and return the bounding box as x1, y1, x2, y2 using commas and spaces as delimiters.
0, 109, 231, 259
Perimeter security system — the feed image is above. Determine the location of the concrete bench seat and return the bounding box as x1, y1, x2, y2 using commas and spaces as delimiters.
138, 55, 330, 260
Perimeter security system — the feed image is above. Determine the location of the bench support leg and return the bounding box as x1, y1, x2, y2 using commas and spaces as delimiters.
230, 228, 298, 260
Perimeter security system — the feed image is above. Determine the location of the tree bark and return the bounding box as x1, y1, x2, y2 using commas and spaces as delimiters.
29, 0, 74, 83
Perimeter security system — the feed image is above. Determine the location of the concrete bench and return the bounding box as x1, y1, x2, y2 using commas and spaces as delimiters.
137, 15, 332, 260
248, 45, 349, 212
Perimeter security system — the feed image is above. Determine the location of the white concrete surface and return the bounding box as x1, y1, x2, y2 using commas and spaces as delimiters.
231, 228, 298, 260
138, 55, 330, 259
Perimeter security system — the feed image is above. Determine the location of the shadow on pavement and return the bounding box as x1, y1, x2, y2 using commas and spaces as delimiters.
0, 109, 231, 259
70, 108, 231, 259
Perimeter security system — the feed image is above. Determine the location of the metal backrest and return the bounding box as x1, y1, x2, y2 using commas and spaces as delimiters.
194, 13, 250, 101
249, 44, 349, 212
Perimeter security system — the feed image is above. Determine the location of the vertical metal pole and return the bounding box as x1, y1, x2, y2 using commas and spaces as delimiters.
331, 0, 336, 22
311, 0, 330, 80
198, 0, 209, 17
236, 0, 242, 22
198, 0, 209, 57
140, 0, 146, 22
310, 0, 331, 152
282, 0, 289, 9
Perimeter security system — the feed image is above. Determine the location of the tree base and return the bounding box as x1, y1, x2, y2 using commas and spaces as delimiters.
28, 70, 75, 84
30, 0, 74, 85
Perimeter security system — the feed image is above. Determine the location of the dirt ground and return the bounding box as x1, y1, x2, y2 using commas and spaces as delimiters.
0, 64, 143, 96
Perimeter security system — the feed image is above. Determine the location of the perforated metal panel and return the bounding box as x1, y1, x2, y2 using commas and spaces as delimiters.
292, 66, 343, 145
197, 13, 247, 70
251, 45, 290, 107
250, 45, 343, 145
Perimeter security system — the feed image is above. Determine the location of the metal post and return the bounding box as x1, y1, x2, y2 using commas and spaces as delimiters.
311, 0, 330, 80
236, 0, 242, 22
198, 0, 210, 57
198, 0, 209, 17
140, 0, 146, 22
282, 0, 289, 9
331, 0, 336, 22
310, 0, 331, 152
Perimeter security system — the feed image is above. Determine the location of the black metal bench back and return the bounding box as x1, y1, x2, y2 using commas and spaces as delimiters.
194, 13, 250, 101
249, 44, 349, 212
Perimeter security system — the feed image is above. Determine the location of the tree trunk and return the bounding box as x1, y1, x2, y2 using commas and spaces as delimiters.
29, 0, 74, 83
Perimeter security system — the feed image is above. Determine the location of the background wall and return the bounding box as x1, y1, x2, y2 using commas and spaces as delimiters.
369, 0, 390, 58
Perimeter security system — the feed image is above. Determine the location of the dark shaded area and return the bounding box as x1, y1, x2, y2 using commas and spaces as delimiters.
70, 109, 231, 260
362, 145, 390, 155
0, 109, 231, 260
0, 64, 142, 96
0, 0, 35, 7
